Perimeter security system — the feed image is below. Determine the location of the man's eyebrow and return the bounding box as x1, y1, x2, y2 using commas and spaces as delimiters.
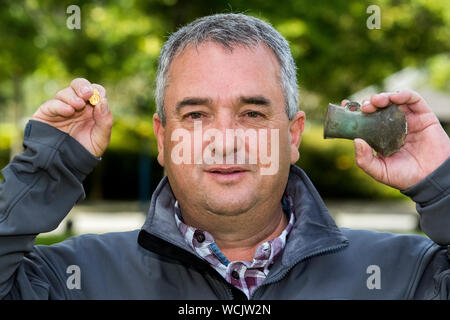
176, 97, 212, 112
175, 95, 271, 112
239, 95, 271, 106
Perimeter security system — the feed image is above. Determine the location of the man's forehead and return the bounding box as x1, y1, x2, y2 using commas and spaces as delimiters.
168, 41, 281, 75
165, 41, 283, 102
173, 40, 271, 59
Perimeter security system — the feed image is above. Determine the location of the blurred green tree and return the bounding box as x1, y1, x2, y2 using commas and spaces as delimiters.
0, 0, 42, 157
0, 0, 448, 199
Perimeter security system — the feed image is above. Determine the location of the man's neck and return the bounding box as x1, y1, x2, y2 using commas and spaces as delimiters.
180, 202, 288, 262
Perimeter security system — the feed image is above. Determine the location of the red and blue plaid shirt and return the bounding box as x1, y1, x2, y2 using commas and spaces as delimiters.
174, 194, 295, 299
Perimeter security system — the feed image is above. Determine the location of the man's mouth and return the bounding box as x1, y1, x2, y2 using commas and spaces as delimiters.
204, 166, 250, 182
205, 166, 249, 174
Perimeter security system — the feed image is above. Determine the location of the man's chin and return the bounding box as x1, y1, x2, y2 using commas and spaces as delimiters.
204, 193, 256, 217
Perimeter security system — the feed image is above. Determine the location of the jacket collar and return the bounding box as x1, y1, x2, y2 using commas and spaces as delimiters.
280, 165, 348, 267
139, 165, 348, 268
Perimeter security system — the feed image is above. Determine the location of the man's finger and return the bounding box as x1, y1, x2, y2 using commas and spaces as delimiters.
360, 99, 377, 113
370, 92, 391, 108
362, 92, 395, 114
39, 99, 75, 118
70, 78, 93, 101
389, 90, 431, 114
55, 87, 86, 110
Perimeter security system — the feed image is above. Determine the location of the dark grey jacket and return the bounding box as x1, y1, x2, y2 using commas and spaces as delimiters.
0, 120, 449, 300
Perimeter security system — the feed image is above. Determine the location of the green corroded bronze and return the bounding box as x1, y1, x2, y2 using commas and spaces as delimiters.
324, 102, 407, 157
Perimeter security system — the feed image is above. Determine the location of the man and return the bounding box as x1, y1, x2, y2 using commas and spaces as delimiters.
0, 13, 449, 300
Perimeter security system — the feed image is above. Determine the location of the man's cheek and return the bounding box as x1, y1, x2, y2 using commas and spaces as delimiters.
258, 128, 280, 176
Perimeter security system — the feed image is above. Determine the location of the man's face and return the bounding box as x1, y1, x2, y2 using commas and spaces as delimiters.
154, 42, 305, 217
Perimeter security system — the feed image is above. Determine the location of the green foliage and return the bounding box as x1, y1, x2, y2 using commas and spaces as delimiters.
0, 123, 15, 180
1, 0, 449, 118
427, 53, 450, 91
109, 116, 158, 155
0, 0, 39, 80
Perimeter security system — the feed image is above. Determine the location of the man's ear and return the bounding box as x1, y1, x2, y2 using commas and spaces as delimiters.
289, 111, 306, 164
153, 113, 165, 167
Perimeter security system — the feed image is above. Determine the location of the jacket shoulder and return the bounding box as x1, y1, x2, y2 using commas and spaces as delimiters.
33, 229, 141, 264
339, 228, 441, 297
340, 227, 434, 248
25, 230, 142, 298
339, 227, 437, 265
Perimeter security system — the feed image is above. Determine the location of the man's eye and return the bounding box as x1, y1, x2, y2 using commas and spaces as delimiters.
184, 112, 204, 120
245, 111, 264, 118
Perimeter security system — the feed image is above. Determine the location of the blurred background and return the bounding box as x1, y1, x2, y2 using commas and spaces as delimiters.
0, 0, 449, 243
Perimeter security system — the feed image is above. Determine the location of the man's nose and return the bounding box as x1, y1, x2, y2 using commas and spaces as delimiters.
210, 113, 242, 161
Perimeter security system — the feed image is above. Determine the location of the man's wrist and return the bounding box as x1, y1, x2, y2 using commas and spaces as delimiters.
401, 157, 450, 206
24, 120, 100, 179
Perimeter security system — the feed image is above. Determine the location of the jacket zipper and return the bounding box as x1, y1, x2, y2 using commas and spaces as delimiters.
204, 263, 250, 300
138, 229, 247, 300
204, 266, 240, 300
250, 241, 349, 299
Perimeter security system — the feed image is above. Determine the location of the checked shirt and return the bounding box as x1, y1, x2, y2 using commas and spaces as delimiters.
174, 195, 295, 299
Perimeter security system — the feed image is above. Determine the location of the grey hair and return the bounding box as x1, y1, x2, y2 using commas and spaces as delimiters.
155, 13, 299, 125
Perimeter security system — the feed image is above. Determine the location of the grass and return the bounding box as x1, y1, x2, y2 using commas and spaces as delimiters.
35, 233, 75, 245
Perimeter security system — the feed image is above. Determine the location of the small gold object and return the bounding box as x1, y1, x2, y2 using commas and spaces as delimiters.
89, 88, 101, 106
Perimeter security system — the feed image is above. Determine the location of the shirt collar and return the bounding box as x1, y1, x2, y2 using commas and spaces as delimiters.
173, 194, 295, 267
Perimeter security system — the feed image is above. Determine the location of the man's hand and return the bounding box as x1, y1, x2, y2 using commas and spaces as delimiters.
32, 78, 113, 158
342, 90, 450, 190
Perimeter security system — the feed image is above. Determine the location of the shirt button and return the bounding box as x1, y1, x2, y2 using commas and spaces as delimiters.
231, 270, 240, 280
194, 231, 205, 243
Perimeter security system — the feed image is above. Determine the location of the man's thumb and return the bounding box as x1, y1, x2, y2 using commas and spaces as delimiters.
354, 138, 382, 179
93, 98, 112, 128
91, 98, 113, 156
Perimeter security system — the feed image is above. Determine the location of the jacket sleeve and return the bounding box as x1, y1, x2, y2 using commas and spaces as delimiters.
0, 120, 99, 299
401, 157, 450, 246
401, 157, 450, 299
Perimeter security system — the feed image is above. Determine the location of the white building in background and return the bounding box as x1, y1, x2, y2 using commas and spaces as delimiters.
350, 67, 450, 132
